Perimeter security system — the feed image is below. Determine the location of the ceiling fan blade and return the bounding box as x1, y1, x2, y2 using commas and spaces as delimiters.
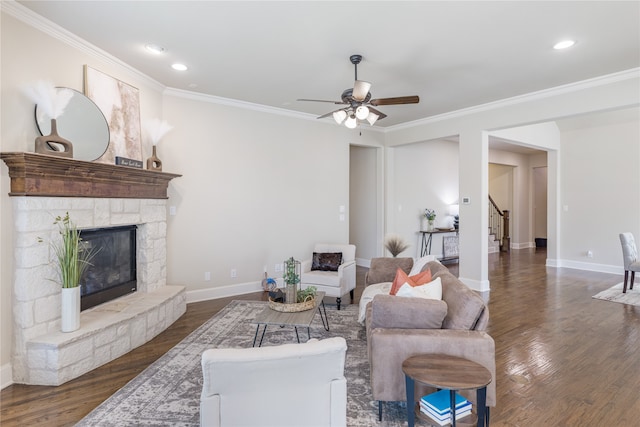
297, 98, 346, 104
367, 106, 387, 120
370, 95, 420, 106
352, 80, 372, 102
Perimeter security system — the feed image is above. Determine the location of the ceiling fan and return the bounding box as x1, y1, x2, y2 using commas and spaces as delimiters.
297, 54, 419, 128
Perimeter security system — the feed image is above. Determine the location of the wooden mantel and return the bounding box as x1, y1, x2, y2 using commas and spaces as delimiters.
0, 152, 181, 199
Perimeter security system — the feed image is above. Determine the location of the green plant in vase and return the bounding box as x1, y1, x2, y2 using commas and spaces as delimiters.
40, 212, 99, 332
51, 213, 97, 288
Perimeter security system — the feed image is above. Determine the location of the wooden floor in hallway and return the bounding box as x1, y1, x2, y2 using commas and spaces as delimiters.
1, 248, 637, 426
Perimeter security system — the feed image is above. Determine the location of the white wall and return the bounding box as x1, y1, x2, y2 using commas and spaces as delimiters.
161, 93, 375, 300
350, 145, 380, 264
388, 139, 459, 259
558, 111, 640, 271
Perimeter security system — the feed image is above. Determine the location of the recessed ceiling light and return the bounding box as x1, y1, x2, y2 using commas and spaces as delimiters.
553, 40, 576, 50
171, 63, 188, 71
145, 43, 165, 54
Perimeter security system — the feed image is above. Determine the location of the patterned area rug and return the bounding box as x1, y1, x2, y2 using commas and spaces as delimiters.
592, 282, 640, 307
76, 300, 415, 426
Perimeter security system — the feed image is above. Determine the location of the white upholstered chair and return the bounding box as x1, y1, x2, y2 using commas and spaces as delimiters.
619, 232, 640, 293
200, 337, 347, 427
301, 243, 356, 310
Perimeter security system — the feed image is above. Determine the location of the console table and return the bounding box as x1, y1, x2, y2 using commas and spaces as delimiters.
419, 229, 459, 261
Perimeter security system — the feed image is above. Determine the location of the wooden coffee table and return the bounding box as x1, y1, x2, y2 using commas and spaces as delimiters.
252, 291, 328, 347
402, 353, 492, 427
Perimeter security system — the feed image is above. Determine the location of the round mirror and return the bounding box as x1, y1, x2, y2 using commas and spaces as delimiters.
35, 88, 110, 161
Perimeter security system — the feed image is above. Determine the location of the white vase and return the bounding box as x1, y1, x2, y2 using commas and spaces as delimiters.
61, 287, 81, 332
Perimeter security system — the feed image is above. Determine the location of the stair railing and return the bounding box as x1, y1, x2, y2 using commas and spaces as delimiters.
488, 195, 510, 252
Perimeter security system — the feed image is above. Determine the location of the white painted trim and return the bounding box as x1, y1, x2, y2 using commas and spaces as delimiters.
2, 1, 165, 93
163, 88, 387, 132
1, 363, 13, 389
186, 281, 264, 304
459, 276, 490, 293
550, 259, 622, 275
512, 241, 536, 250
386, 68, 640, 132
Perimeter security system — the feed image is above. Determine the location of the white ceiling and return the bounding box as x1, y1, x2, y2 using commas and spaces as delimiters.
16, 1, 640, 128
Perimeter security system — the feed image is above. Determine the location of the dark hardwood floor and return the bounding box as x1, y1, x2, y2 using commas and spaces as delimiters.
1, 249, 638, 426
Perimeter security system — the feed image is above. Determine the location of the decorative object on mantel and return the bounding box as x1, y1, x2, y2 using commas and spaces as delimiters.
143, 118, 173, 171
40, 212, 99, 332
115, 156, 143, 168
424, 208, 436, 231
384, 233, 409, 257
282, 257, 301, 304
84, 65, 143, 165
23, 81, 74, 158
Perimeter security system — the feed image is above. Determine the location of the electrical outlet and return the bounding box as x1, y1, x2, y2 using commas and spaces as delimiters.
587, 250, 593, 258
204, 272, 211, 281
231, 269, 237, 278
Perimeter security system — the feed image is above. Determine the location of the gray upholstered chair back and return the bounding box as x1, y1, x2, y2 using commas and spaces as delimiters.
620, 232, 638, 269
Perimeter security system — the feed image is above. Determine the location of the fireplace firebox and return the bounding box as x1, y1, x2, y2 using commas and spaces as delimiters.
80, 225, 137, 311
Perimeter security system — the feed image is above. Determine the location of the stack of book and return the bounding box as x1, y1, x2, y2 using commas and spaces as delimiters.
419, 389, 472, 425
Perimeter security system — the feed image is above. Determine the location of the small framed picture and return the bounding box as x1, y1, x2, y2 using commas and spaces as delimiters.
443, 235, 459, 258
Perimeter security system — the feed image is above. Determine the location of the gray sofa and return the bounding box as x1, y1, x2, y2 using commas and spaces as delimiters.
363, 257, 496, 418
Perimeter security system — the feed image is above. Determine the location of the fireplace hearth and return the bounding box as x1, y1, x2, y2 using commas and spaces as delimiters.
80, 225, 137, 311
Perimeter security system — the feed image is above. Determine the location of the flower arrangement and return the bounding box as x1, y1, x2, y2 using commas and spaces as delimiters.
424, 209, 436, 221
384, 234, 410, 257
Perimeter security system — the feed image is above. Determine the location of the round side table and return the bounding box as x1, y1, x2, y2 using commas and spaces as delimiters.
402, 353, 492, 427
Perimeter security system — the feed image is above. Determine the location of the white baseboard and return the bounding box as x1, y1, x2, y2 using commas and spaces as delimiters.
186, 280, 264, 304
548, 259, 622, 275
1, 363, 13, 389
459, 276, 491, 292
513, 241, 535, 249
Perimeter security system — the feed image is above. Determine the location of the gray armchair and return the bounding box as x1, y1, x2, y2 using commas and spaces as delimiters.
619, 232, 640, 293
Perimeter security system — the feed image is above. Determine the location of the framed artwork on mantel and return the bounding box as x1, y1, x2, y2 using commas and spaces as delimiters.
84, 65, 142, 164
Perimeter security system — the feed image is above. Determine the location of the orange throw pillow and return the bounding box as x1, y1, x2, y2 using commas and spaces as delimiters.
389, 268, 432, 296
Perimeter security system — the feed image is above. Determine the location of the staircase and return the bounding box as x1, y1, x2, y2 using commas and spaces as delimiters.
488, 228, 501, 253
489, 195, 510, 253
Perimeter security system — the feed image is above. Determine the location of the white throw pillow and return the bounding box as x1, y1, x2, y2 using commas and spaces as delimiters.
395, 277, 442, 300
358, 282, 392, 325
409, 255, 437, 276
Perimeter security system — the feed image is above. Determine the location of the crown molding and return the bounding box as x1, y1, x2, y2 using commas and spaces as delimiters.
2, 1, 165, 93
386, 68, 640, 133
163, 87, 385, 133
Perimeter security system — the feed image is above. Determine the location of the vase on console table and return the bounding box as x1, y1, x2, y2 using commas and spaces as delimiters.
427, 219, 435, 231
35, 118, 73, 158
146, 145, 163, 171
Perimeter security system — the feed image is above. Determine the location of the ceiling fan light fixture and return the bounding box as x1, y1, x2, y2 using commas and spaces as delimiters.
345, 115, 358, 129
366, 112, 379, 126
352, 80, 371, 101
333, 110, 347, 124
355, 105, 370, 120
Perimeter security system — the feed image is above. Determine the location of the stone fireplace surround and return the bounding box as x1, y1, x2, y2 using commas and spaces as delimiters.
2, 153, 185, 386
